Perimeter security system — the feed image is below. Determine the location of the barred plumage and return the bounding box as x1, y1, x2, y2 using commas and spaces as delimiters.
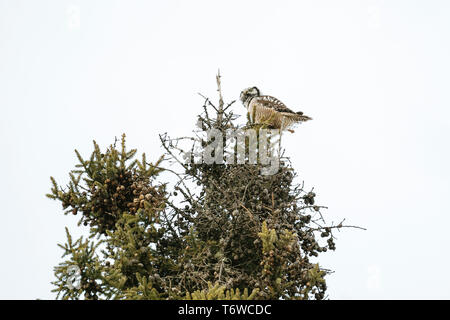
240, 87, 312, 132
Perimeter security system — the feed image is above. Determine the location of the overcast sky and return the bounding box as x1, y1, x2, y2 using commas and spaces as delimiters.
1, 0, 449, 299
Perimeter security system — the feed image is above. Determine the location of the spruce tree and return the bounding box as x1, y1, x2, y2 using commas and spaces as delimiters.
48, 73, 361, 300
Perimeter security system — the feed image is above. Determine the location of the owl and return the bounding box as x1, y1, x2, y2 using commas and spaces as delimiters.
240, 87, 312, 132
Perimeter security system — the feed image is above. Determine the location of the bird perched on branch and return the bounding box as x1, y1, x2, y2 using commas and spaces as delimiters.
240, 87, 312, 132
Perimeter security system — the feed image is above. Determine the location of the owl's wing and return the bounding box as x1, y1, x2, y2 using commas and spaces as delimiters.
253, 95, 296, 114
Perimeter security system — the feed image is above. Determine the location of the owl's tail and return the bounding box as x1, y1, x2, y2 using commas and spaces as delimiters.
283, 112, 312, 122
279, 112, 312, 131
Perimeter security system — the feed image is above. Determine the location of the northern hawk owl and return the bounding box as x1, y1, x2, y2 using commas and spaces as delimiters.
240, 87, 312, 132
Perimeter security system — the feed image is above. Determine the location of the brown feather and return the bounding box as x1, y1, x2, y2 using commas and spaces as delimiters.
248, 95, 312, 130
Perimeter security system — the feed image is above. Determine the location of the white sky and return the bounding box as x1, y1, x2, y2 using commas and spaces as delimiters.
1, 0, 449, 299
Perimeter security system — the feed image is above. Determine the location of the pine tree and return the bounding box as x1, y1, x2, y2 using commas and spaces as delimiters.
158, 73, 357, 300
48, 73, 361, 300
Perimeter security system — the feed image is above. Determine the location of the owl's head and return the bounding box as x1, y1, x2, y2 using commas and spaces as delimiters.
240, 86, 260, 107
